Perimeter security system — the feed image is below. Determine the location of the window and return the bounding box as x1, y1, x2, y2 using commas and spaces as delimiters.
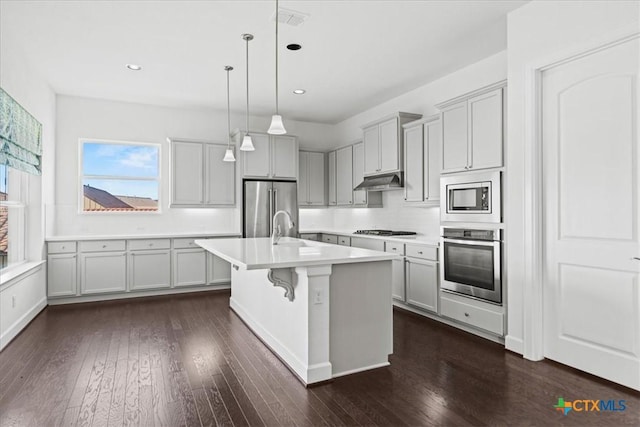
80, 140, 160, 212
0, 164, 27, 271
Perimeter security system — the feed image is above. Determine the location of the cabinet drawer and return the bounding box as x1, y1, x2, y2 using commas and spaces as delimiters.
173, 238, 201, 249
440, 293, 504, 336
48, 241, 77, 254
322, 234, 338, 244
338, 236, 351, 246
384, 241, 405, 255
299, 233, 319, 241
79, 240, 126, 252
129, 239, 171, 251
351, 237, 385, 251
405, 244, 438, 261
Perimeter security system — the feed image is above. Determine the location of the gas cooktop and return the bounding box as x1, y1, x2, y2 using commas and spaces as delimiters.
354, 230, 417, 236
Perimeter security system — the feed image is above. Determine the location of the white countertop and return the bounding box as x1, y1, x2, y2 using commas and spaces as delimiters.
195, 237, 399, 270
46, 232, 241, 242
299, 229, 440, 246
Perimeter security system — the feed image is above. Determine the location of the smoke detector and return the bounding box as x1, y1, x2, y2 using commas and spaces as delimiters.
272, 7, 309, 26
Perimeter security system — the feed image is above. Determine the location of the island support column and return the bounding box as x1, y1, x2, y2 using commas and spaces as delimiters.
296, 264, 332, 384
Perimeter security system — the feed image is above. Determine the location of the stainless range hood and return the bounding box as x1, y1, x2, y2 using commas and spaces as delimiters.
354, 172, 403, 191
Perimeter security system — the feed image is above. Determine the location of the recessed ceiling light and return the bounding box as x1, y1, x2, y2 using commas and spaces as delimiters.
287, 43, 302, 51
126, 64, 142, 71
293, 89, 306, 95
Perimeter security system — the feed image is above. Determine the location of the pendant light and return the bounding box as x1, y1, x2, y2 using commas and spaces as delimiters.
267, 0, 286, 135
223, 65, 236, 162
240, 34, 255, 151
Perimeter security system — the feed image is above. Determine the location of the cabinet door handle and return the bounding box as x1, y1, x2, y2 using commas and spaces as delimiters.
102, 245, 107, 248
633, 257, 640, 261
464, 312, 470, 317
417, 251, 423, 254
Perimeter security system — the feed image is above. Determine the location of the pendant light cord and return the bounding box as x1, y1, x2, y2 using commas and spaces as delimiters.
226, 66, 231, 147
275, 0, 279, 115
246, 37, 250, 134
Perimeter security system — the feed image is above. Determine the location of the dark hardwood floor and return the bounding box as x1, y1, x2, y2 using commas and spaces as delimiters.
0, 290, 638, 426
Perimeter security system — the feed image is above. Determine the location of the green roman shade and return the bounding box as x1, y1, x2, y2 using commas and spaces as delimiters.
0, 87, 42, 175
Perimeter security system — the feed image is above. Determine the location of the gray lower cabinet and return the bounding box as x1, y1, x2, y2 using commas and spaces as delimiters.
80, 251, 127, 295
321, 234, 338, 244
392, 258, 406, 301
208, 254, 231, 284
46, 236, 235, 299
405, 258, 438, 313
47, 254, 77, 297
299, 233, 320, 241
173, 248, 207, 287
129, 239, 171, 291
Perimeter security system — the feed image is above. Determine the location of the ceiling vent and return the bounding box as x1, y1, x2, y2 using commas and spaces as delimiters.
272, 7, 309, 26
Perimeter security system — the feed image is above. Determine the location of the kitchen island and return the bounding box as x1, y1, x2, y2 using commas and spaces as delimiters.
195, 237, 397, 385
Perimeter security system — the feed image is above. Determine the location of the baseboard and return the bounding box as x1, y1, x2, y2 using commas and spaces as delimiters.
47, 284, 230, 305
0, 296, 47, 351
505, 335, 524, 355
332, 361, 390, 379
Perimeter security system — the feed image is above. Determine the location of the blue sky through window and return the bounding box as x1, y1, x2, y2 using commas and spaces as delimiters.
83, 142, 158, 178
82, 142, 159, 200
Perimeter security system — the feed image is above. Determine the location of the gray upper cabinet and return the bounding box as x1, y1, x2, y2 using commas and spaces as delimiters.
299, 151, 326, 207
241, 132, 298, 180
437, 81, 505, 174
328, 150, 337, 206
402, 115, 441, 205
361, 112, 422, 176
352, 142, 367, 206
336, 146, 353, 206
171, 139, 235, 207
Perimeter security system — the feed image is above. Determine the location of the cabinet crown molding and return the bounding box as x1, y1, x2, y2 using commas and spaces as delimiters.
402, 114, 441, 129
435, 80, 507, 110
360, 112, 423, 130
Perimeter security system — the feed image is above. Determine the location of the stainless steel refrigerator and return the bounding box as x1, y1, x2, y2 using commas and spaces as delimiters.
243, 180, 298, 238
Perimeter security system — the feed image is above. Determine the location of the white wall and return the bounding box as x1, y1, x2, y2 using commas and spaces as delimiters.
53, 96, 335, 236
299, 51, 507, 237
506, 0, 640, 355
0, 27, 55, 349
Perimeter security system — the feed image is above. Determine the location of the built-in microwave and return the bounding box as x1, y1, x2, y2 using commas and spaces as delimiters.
440, 170, 501, 223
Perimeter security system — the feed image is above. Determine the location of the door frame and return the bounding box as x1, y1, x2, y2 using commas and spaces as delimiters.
521, 25, 640, 361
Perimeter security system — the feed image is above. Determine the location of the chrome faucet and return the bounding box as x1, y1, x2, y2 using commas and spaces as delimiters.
272, 210, 295, 245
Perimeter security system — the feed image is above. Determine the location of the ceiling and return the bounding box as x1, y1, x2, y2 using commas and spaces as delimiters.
0, 0, 527, 124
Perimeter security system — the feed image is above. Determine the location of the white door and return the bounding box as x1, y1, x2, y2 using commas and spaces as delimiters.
542, 37, 640, 390
406, 258, 438, 313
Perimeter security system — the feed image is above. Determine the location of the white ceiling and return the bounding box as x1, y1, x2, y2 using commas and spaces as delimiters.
0, 0, 527, 124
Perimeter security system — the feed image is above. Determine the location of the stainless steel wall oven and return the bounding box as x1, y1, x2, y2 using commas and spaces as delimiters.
441, 227, 502, 304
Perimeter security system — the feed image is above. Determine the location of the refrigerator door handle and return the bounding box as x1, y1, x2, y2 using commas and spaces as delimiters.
268, 188, 273, 235
274, 189, 278, 214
